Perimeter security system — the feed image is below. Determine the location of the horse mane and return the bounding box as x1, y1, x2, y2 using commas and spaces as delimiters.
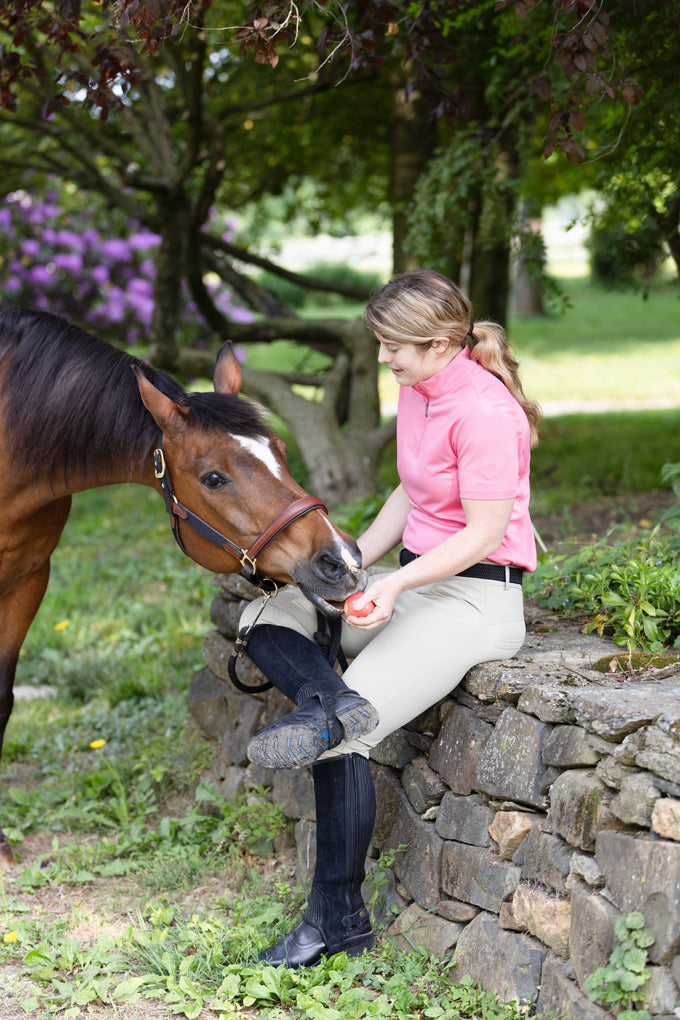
0, 305, 270, 488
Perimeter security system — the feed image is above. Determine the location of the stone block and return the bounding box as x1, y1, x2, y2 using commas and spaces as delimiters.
474, 708, 555, 809
614, 728, 647, 765
463, 659, 538, 703
220, 694, 267, 767
518, 682, 577, 723
640, 965, 680, 1015
611, 772, 661, 827
652, 798, 680, 841
637, 722, 680, 786
210, 591, 250, 640
550, 770, 620, 851
596, 830, 680, 963
515, 826, 575, 895
568, 682, 680, 741
188, 666, 232, 740
537, 957, 611, 1020
429, 705, 493, 794
569, 882, 619, 990
453, 911, 546, 1004
373, 769, 444, 910
272, 769, 315, 821
499, 900, 523, 930
364, 857, 404, 930
294, 818, 315, 887
436, 899, 480, 923
442, 842, 520, 912
568, 852, 605, 890
435, 792, 495, 847
512, 884, 571, 957
542, 725, 600, 767
402, 756, 447, 814
386, 902, 464, 957
213, 765, 253, 802
670, 954, 680, 988
488, 810, 539, 860
370, 729, 419, 769
596, 756, 639, 790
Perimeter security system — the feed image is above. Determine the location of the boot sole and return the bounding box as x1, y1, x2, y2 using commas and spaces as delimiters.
247, 699, 379, 769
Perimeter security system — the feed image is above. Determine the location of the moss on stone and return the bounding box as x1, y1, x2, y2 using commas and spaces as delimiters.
591, 651, 680, 674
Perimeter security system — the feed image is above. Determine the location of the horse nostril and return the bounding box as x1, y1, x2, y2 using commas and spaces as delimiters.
314, 552, 349, 583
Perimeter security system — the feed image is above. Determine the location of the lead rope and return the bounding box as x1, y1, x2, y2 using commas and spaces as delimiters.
227, 601, 346, 694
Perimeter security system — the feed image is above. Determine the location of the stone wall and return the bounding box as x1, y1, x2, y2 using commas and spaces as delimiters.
189, 574, 680, 1019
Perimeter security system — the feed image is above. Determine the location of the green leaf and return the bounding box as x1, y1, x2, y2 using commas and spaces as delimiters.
622, 947, 649, 973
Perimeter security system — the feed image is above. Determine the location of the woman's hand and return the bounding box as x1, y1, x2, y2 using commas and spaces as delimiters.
344, 573, 403, 629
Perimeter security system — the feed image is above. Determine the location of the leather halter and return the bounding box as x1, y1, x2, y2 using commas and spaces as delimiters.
152, 435, 327, 593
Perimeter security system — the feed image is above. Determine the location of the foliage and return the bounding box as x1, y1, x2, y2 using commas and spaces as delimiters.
527, 463, 680, 654
587, 195, 667, 292
2, 899, 531, 1019
584, 912, 655, 1020
0, 183, 252, 344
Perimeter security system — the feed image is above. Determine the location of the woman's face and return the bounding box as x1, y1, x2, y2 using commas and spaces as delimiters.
377, 336, 456, 387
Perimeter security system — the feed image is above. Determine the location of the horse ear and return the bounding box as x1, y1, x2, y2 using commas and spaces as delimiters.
214, 342, 242, 395
134, 367, 189, 435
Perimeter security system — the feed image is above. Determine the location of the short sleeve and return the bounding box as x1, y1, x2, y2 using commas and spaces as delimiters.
455, 405, 521, 500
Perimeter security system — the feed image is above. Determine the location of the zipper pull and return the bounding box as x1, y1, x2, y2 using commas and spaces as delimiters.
425, 400, 429, 418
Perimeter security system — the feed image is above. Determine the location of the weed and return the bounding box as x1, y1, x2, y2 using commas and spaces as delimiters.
584, 911, 655, 1020
527, 469, 680, 653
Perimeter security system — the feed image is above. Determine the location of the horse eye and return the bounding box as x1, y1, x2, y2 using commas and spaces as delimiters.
201, 471, 228, 491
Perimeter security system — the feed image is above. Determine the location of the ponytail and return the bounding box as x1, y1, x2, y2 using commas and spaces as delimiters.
466, 321, 542, 447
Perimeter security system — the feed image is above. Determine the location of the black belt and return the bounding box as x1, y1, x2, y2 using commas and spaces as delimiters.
399, 547, 523, 585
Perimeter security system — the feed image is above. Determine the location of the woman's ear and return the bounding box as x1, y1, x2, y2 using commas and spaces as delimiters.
430, 336, 455, 355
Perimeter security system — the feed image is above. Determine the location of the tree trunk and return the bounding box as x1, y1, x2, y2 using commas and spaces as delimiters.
390, 77, 438, 273
239, 319, 394, 507
513, 208, 546, 318
147, 200, 190, 369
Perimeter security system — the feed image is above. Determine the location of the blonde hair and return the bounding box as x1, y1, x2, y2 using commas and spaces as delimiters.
364, 269, 541, 447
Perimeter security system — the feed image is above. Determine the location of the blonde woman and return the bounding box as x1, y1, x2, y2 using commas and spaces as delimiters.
240, 269, 541, 968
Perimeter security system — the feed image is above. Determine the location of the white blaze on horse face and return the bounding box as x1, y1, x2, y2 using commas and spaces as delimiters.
320, 514, 360, 568
236, 435, 284, 480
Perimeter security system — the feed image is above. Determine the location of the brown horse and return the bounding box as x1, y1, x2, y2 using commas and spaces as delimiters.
0, 305, 366, 864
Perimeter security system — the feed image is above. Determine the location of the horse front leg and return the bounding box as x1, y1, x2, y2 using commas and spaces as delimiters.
0, 563, 52, 867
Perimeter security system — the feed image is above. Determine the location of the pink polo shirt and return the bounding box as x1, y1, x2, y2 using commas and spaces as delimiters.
397, 346, 536, 571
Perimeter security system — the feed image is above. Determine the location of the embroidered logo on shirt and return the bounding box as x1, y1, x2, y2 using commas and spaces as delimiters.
482, 462, 502, 479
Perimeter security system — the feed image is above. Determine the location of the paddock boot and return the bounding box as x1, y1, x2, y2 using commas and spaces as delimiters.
259, 753, 376, 968
245, 625, 378, 769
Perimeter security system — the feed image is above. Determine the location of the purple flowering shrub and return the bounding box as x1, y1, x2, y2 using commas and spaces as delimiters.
0, 188, 253, 346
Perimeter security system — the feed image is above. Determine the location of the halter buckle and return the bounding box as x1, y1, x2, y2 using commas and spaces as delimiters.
153, 447, 166, 479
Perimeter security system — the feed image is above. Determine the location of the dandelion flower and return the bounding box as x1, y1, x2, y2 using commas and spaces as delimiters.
89, 739, 106, 749
54, 620, 70, 632
3, 931, 18, 943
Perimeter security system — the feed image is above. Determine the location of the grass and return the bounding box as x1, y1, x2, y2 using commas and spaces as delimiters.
510, 277, 680, 406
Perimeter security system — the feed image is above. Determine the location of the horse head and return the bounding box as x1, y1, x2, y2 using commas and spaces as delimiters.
135, 345, 366, 615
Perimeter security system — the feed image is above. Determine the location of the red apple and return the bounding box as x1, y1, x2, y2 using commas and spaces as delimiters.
344, 592, 376, 618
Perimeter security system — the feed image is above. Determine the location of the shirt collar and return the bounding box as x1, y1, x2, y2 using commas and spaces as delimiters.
413, 345, 470, 401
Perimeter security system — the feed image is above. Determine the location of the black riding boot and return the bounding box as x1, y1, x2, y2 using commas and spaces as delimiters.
259, 753, 376, 968
245, 625, 378, 769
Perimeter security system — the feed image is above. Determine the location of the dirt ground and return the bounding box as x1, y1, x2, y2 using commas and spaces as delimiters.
531, 489, 677, 552
1, 490, 677, 1018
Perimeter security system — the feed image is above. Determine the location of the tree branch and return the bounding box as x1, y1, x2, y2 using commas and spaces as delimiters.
202, 233, 371, 299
